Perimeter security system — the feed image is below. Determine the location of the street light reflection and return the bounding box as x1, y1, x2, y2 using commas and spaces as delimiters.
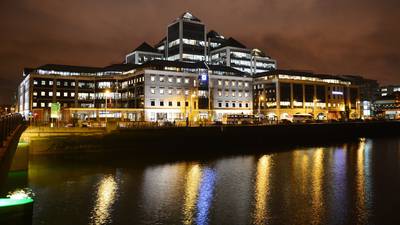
253, 155, 272, 225
90, 175, 118, 225
196, 168, 217, 225
311, 148, 324, 225
182, 164, 202, 225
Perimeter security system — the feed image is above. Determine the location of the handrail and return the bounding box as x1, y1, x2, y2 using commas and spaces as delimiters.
0, 114, 23, 147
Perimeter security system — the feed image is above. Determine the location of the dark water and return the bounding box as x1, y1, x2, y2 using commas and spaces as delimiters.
5, 137, 400, 225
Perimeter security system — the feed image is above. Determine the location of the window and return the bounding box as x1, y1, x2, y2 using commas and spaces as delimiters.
185, 101, 189, 107
245, 92, 249, 97
177, 101, 181, 107
193, 80, 197, 87
238, 82, 243, 87
239, 103, 242, 107
56, 92, 60, 97
151, 76, 156, 82
159, 76, 164, 82
244, 82, 249, 87
184, 90, 189, 95
231, 81, 236, 87
151, 100, 155, 106
168, 88, 173, 95
177, 77, 182, 83
218, 80, 222, 86
168, 77, 173, 83
71, 92, 75, 97
232, 92, 236, 97
168, 101, 173, 106
184, 78, 189, 84
33, 92, 37, 96
232, 103, 236, 107
33, 80, 38, 85
238, 92, 242, 97
57, 81, 61, 86
71, 82, 75, 86
160, 101, 164, 106
40, 102, 45, 107
32, 102, 37, 107
225, 102, 229, 107
218, 102, 222, 107
150, 87, 155, 94
159, 88, 164, 94
177, 89, 182, 95
49, 81, 54, 86
64, 81, 68, 86
225, 91, 229, 97
245, 103, 249, 108
41, 91, 45, 96
218, 90, 222, 96
49, 92, 53, 97
225, 80, 229, 86
48, 103, 52, 107
41, 80, 46, 85
64, 92, 68, 97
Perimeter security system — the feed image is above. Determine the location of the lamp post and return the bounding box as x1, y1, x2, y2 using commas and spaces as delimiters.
105, 89, 110, 125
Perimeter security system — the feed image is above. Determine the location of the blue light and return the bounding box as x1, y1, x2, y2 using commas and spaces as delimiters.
196, 168, 216, 225
201, 74, 207, 81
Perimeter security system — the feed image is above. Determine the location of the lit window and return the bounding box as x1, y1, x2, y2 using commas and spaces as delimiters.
184, 78, 189, 84
160, 88, 164, 94
177, 77, 182, 83
64, 81, 68, 86
238, 82, 243, 87
225, 91, 229, 97
245, 92, 249, 97
71, 92, 75, 97
71, 82, 75, 86
225, 81, 229, 86
57, 81, 61, 86
64, 92, 68, 97
32, 102, 37, 107
177, 89, 182, 95
56, 92, 60, 97
41, 91, 45, 96
168, 77, 173, 83
151, 76, 156, 82
218, 90, 222, 96
168, 89, 173, 95
41, 80, 46, 85
33, 92, 37, 96
238, 92, 242, 97
33, 80, 38, 85
159, 76, 164, 82
218, 80, 222, 86
231, 81, 236, 86
49, 92, 53, 96
49, 81, 54, 85
150, 87, 155, 94
48, 103, 52, 107
244, 82, 249, 87
185, 90, 189, 95
40, 102, 45, 107
232, 92, 236, 97
193, 80, 197, 87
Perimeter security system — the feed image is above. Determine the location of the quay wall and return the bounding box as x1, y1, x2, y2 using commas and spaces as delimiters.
24, 121, 400, 155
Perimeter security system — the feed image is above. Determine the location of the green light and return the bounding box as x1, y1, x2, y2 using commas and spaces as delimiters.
0, 198, 33, 208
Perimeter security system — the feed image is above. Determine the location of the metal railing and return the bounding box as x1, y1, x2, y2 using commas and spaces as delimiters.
0, 114, 23, 147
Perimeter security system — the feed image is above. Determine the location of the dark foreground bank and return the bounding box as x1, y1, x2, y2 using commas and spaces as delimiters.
29, 121, 400, 156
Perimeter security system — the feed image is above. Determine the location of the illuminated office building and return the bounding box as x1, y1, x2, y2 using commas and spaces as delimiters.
253, 70, 361, 120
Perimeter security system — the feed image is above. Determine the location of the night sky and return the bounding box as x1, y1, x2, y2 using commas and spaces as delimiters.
1, 0, 399, 104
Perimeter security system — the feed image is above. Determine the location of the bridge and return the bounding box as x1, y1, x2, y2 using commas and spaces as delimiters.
0, 114, 26, 192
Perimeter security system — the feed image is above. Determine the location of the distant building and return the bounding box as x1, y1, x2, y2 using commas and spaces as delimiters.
340, 75, 379, 118
377, 85, 400, 97
125, 42, 163, 65
253, 70, 360, 121
373, 92, 400, 120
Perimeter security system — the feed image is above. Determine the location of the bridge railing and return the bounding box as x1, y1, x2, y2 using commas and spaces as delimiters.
0, 114, 23, 147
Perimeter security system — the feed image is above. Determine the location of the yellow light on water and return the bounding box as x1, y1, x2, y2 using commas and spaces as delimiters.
253, 155, 272, 225
182, 164, 202, 225
90, 175, 118, 225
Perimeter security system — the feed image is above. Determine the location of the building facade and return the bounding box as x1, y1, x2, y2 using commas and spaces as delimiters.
253, 70, 360, 121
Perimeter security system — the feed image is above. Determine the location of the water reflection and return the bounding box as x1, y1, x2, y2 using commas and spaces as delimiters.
90, 174, 118, 225
311, 148, 324, 224
196, 168, 217, 225
356, 138, 373, 224
183, 164, 202, 225
253, 155, 272, 225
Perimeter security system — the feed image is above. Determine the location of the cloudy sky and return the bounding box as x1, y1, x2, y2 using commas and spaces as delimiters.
1, 0, 399, 104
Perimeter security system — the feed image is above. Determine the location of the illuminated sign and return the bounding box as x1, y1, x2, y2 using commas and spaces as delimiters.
332, 91, 343, 95
198, 70, 209, 91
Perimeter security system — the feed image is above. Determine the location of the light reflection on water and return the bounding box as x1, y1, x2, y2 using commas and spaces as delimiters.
90, 174, 118, 225
18, 137, 400, 225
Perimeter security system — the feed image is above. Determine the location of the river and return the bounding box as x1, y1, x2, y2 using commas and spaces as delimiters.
3, 137, 400, 225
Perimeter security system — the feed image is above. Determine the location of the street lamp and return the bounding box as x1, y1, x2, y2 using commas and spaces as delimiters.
105, 89, 110, 125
